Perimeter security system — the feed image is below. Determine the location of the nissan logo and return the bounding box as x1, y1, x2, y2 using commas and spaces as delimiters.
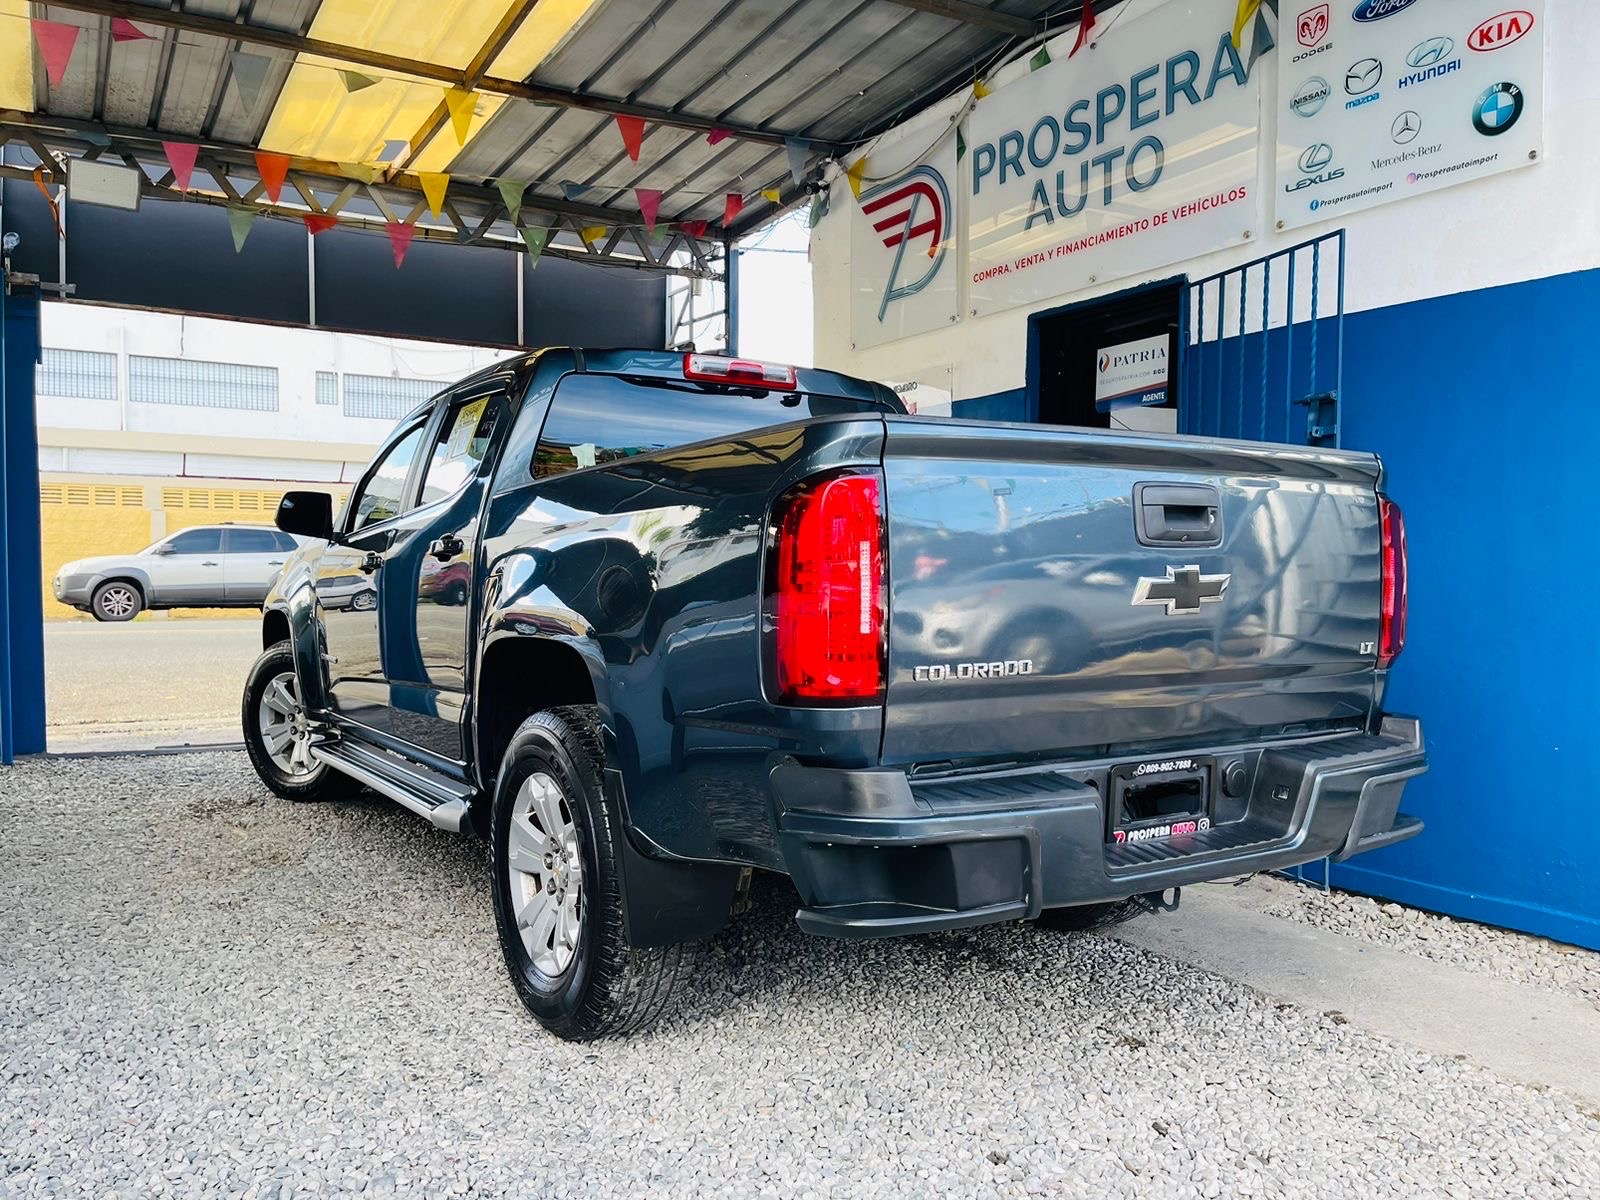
1407, 37, 1455, 68
1299, 143, 1334, 173
1345, 57, 1382, 94
1291, 76, 1331, 117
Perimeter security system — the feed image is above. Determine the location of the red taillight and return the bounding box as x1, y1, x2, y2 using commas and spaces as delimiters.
683, 352, 797, 390
1378, 495, 1407, 668
771, 471, 884, 703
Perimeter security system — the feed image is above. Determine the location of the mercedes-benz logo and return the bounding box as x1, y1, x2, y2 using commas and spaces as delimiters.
1345, 57, 1383, 94
1299, 142, 1334, 173
1391, 111, 1421, 144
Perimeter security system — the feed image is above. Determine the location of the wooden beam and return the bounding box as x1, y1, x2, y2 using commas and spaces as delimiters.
876, 0, 1040, 37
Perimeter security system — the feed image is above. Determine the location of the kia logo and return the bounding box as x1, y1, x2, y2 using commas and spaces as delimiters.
1299, 143, 1334, 173
1353, 0, 1419, 22
1407, 37, 1454, 68
1298, 4, 1330, 47
1469, 10, 1534, 51
1345, 58, 1382, 94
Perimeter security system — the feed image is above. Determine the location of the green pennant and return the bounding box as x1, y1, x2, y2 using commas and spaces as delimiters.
227, 205, 257, 252
497, 179, 527, 225
519, 225, 549, 265
1247, 6, 1276, 72
1029, 46, 1051, 72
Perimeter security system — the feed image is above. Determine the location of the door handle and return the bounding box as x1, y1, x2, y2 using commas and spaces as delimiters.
1134, 483, 1223, 548
428, 534, 464, 562
201, 560, 220, 566
359, 551, 383, 574
267, 559, 284, 566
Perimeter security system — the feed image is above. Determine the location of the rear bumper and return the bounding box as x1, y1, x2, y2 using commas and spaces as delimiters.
772, 716, 1426, 939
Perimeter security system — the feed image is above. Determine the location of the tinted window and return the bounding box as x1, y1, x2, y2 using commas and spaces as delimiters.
418, 393, 501, 506
275, 531, 300, 552
164, 528, 223, 555
226, 528, 285, 553
351, 423, 426, 530
534, 374, 890, 479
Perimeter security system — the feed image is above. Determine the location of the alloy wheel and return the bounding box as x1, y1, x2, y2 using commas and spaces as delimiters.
258, 670, 315, 778
506, 772, 583, 977
99, 585, 138, 619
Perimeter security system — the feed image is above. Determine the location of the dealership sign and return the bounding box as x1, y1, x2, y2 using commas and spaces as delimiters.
966, 0, 1260, 317
1275, 0, 1544, 230
1094, 334, 1170, 411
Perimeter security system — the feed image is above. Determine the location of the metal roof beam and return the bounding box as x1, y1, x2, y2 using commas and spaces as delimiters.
876, 0, 1040, 37
37, 0, 814, 151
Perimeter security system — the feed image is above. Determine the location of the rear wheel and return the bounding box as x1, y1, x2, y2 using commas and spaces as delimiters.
490, 706, 698, 1040
91, 580, 142, 622
241, 641, 354, 801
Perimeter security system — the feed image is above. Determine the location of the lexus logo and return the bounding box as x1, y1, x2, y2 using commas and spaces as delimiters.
1345, 58, 1383, 94
1132, 566, 1232, 616
1407, 37, 1454, 68
1391, 111, 1421, 143
1299, 142, 1334, 173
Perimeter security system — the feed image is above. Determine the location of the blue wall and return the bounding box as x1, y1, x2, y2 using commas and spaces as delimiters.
954, 269, 1600, 950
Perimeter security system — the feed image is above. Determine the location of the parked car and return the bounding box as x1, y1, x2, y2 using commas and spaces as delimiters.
243, 349, 1426, 1041
54, 523, 303, 621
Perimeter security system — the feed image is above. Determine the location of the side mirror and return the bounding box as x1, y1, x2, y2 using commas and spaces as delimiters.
151, 543, 175, 555
276, 490, 335, 541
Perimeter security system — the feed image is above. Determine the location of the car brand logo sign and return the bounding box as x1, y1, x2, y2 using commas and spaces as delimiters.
1291, 77, 1331, 117
1298, 4, 1330, 47
1352, 0, 1419, 22
1345, 58, 1382, 94
1299, 143, 1334, 173
1407, 37, 1454, 68
1391, 110, 1421, 143
1473, 81, 1524, 136
1469, 10, 1534, 52
859, 164, 951, 324
1131, 565, 1231, 616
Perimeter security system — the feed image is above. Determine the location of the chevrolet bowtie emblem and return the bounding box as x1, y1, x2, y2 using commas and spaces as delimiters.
1132, 565, 1231, 615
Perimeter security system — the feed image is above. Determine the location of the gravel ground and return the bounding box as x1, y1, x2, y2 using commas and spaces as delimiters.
1232, 875, 1600, 1011
4, 752, 1599, 1199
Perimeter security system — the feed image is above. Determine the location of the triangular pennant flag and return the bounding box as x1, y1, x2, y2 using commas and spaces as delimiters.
845, 157, 868, 200
678, 219, 708, 239
162, 141, 199, 191
579, 225, 608, 246
973, 79, 991, 99
1247, 5, 1276, 70
785, 138, 809, 185
1030, 46, 1052, 72
1233, 0, 1263, 49
807, 193, 826, 229
418, 172, 449, 219
31, 166, 62, 239
338, 162, 377, 184
31, 20, 80, 89
636, 188, 662, 234
519, 225, 549, 264
339, 69, 379, 93
614, 115, 646, 162
559, 180, 590, 202
707, 128, 732, 146
761, 187, 782, 204
723, 192, 744, 226
386, 221, 416, 268
229, 49, 272, 111
376, 139, 408, 163
303, 213, 339, 235
1071, 0, 1097, 57
497, 179, 526, 225
956, 126, 966, 160
110, 18, 151, 43
444, 87, 477, 145
254, 152, 291, 203
227, 206, 258, 253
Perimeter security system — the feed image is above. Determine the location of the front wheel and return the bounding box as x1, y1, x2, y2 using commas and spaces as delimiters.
241, 641, 355, 801
490, 706, 698, 1040
91, 580, 142, 622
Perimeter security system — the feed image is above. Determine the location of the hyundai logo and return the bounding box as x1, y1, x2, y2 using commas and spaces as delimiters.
1407, 37, 1454, 68
1345, 57, 1382, 94
1353, 0, 1419, 22
1299, 143, 1334, 173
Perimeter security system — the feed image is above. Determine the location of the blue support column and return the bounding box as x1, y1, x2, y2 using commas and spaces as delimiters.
725, 238, 741, 356
0, 277, 46, 761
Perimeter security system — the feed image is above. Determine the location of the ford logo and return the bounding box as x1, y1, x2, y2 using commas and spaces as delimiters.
1299, 143, 1334, 173
1345, 57, 1382, 94
1353, 0, 1419, 21
1407, 37, 1454, 68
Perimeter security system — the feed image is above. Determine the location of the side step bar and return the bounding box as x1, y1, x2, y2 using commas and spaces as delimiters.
311, 740, 473, 833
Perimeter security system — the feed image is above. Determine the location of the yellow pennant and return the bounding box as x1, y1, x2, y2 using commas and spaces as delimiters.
580, 225, 607, 245
761, 187, 782, 203
973, 78, 991, 99
418, 172, 449, 219
845, 156, 868, 200
1232, 0, 1263, 48
444, 87, 477, 145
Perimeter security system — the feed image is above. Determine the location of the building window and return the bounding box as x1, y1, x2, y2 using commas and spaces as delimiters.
342, 374, 441, 421
36, 349, 117, 400
128, 356, 279, 412
316, 371, 339, 406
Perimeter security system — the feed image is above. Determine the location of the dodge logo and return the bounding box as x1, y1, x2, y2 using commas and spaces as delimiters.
1132, 565, 1231, 615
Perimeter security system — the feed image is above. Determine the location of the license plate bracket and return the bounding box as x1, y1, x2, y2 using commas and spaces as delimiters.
1108, 757, 1213, 845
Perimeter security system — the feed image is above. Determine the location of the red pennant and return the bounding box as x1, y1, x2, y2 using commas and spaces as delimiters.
678, 219, 708, 239
303, 213, 338, 236
254, 152, 291, 203
614, 114, 646, 162
723, 193, 744, 226
1070, 0, 1096, 57
31, 19, 80, 88
110, 18, 151, 42
636, 188, 662, 234
386, 221, 416, 268
162, 141, 199, 191
707, 128, 732, 146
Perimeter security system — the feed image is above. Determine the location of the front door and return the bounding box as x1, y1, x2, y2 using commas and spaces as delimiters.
143, 526, 225, 605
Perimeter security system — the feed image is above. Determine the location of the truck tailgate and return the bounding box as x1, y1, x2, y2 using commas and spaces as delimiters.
879, 418, 1386, 766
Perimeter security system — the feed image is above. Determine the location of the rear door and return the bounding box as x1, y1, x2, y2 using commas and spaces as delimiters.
144, 527, 225, 605
222, 527, 293, 603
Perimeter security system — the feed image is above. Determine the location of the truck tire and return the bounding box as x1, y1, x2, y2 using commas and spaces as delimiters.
1034, 898, 1145, 933
91, 580, 143, 622
490, 706, 697, 1040
241, 641, 356, 802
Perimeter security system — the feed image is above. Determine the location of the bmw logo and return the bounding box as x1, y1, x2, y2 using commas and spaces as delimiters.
1345, 57, 1382, 95
1299, 142, 1334, 173
1473, 81, 1523, 135
1406, 37, 1454, 68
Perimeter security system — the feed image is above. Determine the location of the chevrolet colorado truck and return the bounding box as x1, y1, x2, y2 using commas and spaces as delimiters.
245, 348, 1425, 1040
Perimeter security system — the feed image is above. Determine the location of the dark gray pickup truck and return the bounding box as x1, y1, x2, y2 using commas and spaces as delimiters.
245, 348, 1425, 1040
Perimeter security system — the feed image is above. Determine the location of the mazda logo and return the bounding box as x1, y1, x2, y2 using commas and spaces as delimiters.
1346, 57, 1383, 94
1299, 143, 1334, 173
1407, 37, 1454, 68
